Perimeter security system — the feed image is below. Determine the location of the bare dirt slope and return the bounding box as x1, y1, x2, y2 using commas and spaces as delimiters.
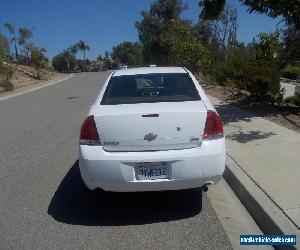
1, 64, 62, 93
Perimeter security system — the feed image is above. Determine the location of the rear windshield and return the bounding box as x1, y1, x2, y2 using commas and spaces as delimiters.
101, 73, 200, 105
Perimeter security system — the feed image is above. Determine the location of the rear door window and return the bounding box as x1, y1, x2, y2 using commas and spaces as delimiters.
101, 73, 200, 105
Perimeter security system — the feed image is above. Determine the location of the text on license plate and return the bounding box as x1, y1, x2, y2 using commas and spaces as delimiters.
135, 162, 169, 180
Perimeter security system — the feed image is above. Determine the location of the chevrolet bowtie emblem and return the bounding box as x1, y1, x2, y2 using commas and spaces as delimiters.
144, 133, 157, 142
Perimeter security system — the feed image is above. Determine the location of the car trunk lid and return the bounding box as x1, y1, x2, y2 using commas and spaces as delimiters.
93, 101, 207, 152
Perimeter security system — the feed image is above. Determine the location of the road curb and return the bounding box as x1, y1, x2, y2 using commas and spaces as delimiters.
224, 154, 299, 250
0, 73, 74, 101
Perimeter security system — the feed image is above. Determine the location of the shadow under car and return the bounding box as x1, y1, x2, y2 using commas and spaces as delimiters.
48, 160, 203, 226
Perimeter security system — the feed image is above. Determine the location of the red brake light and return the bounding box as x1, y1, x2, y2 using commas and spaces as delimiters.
80, 115, 101, 145
203, 111, 223, 140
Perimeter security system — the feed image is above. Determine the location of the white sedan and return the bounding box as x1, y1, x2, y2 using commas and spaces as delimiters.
79, 67, 225, 192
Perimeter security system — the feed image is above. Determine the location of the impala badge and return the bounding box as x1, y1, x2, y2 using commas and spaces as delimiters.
144, 133, 157, 142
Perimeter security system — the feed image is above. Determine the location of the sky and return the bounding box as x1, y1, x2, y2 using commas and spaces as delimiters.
0, 0, 283, 60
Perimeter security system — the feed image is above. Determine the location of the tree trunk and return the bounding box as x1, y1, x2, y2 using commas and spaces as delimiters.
14, 41, 18, 61
83, 49, 86, 60
25, 44, 29, 63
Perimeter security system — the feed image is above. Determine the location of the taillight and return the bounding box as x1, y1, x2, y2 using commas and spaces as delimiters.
203, 111, 223, 140
80, 115, 101, 145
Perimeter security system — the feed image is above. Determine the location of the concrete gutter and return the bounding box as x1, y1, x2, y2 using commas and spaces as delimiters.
0, 73, 73, 101
224, 154, 299, 250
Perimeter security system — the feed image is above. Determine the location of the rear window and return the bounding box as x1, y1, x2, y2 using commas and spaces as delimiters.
101, 73, 200, 105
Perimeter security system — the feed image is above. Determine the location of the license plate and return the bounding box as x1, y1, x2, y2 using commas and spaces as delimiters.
135, 162, 169, 180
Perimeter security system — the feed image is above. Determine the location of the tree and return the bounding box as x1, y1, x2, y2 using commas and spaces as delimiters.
193, 21, 222, 61
0, 32, 10, 55
4, 22, 18, 60
18, 28, 33, 62
30, 45, 48, 69
208, 4, 237, 61
111, 41, 143, 66
104, 50, 109, 59
199, 0, 225, 20
281, 24, 300, 67
52, 50, 76, 72
241, 0, 300, 27
170, 20, 211, 72
135, 0, 188, 65
102, 57, 118, 70
193, 4, 237, 62
76, 40, 90, 59
254, 32, 282, 63
199, 0, 300, 28
68, 44, 79, 56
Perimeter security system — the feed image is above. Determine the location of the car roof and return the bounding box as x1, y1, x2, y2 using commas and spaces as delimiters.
113, 67, 187, 77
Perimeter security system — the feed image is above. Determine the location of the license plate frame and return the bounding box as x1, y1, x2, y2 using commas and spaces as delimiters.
135, 162, 169, 180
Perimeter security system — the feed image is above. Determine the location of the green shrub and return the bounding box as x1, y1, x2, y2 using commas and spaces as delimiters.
207, 32, 283, 104
0, 54, 14, 91
285, 93, 300, 106
212, 62, 234, 86
52, 51, 76, 73
31, 47, 49, 69
281, 65, 300, 80
210, 51, 281, 102
250, 63, 280, 101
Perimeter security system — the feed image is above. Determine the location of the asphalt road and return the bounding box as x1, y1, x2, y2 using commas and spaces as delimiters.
0, 72, 232, 250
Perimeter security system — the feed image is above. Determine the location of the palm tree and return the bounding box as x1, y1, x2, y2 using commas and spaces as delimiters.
18, 28, 33, 62
4, 22, 18, 60
68, 44, 79, 55
77, 40, 90, 59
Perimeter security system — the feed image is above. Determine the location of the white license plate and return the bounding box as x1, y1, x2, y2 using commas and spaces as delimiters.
135, 162, 169, 180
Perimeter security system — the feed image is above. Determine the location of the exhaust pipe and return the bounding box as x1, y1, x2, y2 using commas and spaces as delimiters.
202, 185, 209, 192
202, 181, 214, 192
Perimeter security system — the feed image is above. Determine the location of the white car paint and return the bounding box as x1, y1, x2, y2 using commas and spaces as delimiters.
79, 67, 225, 192
92, 101, 207, 152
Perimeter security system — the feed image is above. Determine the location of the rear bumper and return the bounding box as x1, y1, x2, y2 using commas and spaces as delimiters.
79, 138, 225, 192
